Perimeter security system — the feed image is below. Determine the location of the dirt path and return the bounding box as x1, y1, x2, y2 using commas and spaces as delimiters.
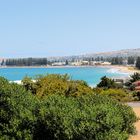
129, 103, 140, 140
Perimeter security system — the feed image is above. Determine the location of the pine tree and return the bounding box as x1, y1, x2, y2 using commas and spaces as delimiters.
136, 57, 140, 69
1, 60, 5, 66
128, 57, 135, 65
65, 60, 69, 65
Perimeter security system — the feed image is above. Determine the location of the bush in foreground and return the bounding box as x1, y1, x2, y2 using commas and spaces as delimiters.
34, 94, 137, 140
0, 77, 38, 139
0, 76, 138, 140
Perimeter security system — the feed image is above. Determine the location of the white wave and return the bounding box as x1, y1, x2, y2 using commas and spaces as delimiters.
107, 68, 129, 75
10, 80, 22, 84
107, 68, 119, 73
89, 84, 96, 88
10, 80, 36, 84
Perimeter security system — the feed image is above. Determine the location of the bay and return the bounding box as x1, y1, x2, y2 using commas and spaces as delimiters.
0, 67, 128, 86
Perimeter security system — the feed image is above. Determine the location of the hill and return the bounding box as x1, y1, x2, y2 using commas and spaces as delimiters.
48, 48, 140, 61
85, 48, 140, 58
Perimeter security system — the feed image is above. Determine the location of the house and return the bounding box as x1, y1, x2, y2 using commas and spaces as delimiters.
81, 61, 89, 65
52, 62, 66, 66
101, 62, 111, 66
133, 81, 140, 91
70, 61, 82, 66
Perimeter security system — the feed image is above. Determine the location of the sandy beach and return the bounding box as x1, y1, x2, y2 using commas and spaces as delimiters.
129, 103, 140, 140
107, 65, 140, 74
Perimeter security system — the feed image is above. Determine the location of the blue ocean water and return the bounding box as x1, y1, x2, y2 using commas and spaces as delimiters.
0, 67, 128, 86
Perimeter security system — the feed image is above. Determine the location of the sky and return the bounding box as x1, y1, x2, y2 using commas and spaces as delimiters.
0, 0, 140, 58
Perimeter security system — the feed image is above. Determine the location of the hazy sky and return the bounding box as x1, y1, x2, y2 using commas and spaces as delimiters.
0, 0, 140, 58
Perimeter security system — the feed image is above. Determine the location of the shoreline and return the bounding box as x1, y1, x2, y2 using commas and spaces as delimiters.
106, 65, 140, 74
0, 65, 139, 74
0, 65, 100, 69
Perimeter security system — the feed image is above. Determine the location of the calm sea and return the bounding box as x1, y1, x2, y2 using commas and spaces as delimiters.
0, 67, 128, 86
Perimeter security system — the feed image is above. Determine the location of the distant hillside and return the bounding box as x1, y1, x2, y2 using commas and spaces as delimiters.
84, 48, 140, 58
49, 48, 140, 61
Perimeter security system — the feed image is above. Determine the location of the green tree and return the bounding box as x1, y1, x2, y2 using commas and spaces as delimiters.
65, 60, 69, 65
128, 56, 135, 65
136, 57, 140, 69
111, 57, 123, 65
130, 72, 140, 83
97, 76, 118, 89
1, 59, 5, 66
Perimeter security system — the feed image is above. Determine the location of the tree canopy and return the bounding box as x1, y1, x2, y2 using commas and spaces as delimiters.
97, 76, 118, 89
0, 75, 138, 140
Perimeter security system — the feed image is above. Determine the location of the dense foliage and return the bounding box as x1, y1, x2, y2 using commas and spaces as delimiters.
34, 95, 137, 140
0, 77, 38, 139
5, 58, 49, 66
128, 56, 135, 65
111, 57, 123, 65
22, 74, 93, 97
136, 57, 140, 69
0, 76, 138, 140
97, 76, 119, 89
96, 88, 134, 102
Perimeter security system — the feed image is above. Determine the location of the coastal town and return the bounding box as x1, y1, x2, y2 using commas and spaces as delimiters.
1, 48, 140, 68
0, 56, 138, 67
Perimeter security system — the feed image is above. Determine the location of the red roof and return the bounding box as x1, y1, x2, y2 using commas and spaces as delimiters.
133, 81, 140, 86
135, 86, 140, 90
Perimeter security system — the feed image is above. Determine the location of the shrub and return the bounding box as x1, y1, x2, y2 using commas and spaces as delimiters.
22, 76, 37, 94
33, 94, 137, 140
0, 77, 38, 139
132, 91, 140, 101
22, 74, 94, 97
97, 76, 119, 89
99, 89, 134, 102
93, 87, 104, 94
0, 76, 138, 140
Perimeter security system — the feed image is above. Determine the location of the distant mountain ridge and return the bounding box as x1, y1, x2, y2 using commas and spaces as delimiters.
84, 48, 140, 58
53, 48, 140, 60
48, 48, 140, 61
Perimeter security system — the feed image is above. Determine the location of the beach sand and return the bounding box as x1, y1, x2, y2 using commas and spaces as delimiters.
97, 65, 140, 78
130, 106, 140, 140
110, 65, 140, 74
